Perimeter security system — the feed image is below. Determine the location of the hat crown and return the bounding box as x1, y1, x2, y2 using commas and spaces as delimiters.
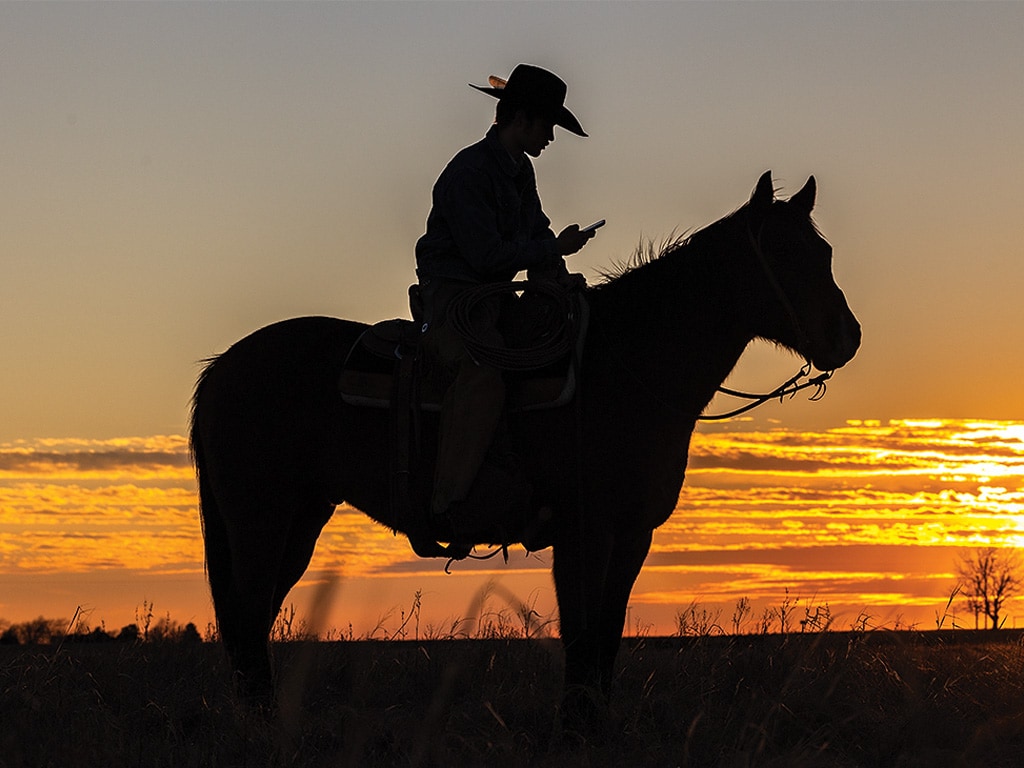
501, 64, 567, 109
470, 63, 587, 137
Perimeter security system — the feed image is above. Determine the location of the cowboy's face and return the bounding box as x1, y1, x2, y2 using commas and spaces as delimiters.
520, 116, 556, 158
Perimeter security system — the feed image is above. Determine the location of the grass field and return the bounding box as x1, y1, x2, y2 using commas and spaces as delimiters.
5, 626, 1024, 767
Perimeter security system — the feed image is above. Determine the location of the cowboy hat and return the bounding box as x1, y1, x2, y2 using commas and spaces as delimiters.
470, 64, 587, 137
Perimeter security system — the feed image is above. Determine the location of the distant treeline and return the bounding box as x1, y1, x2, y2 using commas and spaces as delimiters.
0, 615, 203, 645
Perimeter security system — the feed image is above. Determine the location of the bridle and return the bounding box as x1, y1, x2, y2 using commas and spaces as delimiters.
697, 212, 833, 421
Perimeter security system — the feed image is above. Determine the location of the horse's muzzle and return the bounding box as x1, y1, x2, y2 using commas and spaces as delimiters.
812, 312, 861, 371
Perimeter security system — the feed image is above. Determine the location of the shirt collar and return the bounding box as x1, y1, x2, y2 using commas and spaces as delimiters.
485, 124, 524, 176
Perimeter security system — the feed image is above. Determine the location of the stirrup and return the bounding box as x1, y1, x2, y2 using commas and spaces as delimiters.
408, 534, 471, 561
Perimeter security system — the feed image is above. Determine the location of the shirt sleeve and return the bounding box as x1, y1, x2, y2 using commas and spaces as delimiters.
440, 166, 562, 277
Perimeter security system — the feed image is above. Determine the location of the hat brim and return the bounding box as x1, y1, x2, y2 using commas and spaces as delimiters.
469, 83, 587, 137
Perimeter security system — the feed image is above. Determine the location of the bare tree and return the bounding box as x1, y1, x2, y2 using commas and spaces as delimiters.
956, 547, 1023, 630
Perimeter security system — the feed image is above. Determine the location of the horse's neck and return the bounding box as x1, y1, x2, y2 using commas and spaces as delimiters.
588, 229, 754, 419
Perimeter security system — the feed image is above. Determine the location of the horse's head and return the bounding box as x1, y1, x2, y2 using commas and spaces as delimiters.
742, 171, 861, 372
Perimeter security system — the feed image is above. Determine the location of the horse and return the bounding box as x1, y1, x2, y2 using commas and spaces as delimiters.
189, 171, 861, 718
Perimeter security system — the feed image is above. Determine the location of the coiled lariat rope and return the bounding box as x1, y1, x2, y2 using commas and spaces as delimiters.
446, 280, 576, 370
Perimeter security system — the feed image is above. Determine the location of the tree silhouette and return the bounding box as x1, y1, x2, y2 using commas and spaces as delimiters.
117, 623, 140, 643
0, 616, 68, 644
957, 547, 1023, 630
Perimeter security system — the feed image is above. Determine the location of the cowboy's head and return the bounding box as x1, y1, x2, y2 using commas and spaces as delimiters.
472, 64, 587, 156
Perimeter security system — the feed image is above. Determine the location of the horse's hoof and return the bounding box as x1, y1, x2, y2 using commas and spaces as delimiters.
560, 684, 612, 737
233, 670, 275, 712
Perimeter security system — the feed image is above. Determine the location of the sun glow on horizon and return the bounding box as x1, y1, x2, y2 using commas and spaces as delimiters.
4, 418, 1024, 632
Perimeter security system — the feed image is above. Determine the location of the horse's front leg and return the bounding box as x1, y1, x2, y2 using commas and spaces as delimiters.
594, 527, 653, 696
552, 522, 614, 725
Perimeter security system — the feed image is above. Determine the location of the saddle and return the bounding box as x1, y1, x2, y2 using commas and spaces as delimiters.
337, 284, 588, 559
338, 303, 585, 413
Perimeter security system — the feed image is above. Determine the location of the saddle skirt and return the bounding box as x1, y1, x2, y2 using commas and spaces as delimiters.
337, 314, 582, 412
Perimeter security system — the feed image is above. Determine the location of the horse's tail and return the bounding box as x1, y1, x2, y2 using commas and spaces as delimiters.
190, 357, 233, 628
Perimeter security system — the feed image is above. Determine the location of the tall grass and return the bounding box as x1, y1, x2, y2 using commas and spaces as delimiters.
5, 590, 1024, 766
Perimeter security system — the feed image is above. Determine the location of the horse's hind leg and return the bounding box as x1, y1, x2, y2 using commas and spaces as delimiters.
270, 501, 336, 622
217, 513, 290, 700
207, 493, 335, 700
198, 472, 275, 698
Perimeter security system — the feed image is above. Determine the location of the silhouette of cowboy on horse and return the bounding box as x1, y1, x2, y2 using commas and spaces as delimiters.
414, 64, 599, 546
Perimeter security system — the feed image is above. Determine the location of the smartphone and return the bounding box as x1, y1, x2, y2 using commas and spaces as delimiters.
581, 219, 606, 233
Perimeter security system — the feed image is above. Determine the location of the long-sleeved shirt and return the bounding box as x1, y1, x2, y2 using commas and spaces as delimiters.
415, 125, 563, 284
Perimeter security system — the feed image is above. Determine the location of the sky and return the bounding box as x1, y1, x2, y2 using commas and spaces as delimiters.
3, 2, 1024, 636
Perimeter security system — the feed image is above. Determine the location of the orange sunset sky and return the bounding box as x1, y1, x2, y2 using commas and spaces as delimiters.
3, 3, 1024, 636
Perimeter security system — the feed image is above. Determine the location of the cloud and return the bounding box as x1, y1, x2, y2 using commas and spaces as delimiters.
688, 419, 1024, 477
0, 436, 192, 479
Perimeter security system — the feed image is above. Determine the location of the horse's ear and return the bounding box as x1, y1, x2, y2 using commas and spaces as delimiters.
750, 171, 774, 215
789, 176, 816, 216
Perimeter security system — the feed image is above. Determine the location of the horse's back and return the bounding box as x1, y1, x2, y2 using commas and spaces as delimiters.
191, 316, 368, 477
197, 315, 363, 393
211, 315, 364, 371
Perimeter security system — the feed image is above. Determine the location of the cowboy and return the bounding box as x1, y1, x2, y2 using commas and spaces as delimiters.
415, 64, 596, 536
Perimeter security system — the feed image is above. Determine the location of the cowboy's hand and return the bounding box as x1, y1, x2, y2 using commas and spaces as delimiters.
528, 264, 587, 292
556, 224, 595, 257
558, 271, 588, 291
527, 264, 563, 285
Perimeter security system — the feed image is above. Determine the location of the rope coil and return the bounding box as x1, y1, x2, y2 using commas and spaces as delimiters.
446, 280, 577, 370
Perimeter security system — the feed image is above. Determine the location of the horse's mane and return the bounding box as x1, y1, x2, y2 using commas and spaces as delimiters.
590, 191, 821, 291
591, 204, 748, 290
593, 230, 691, 285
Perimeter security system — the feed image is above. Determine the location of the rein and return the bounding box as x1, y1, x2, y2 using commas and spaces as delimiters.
699, 362, 831, 421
